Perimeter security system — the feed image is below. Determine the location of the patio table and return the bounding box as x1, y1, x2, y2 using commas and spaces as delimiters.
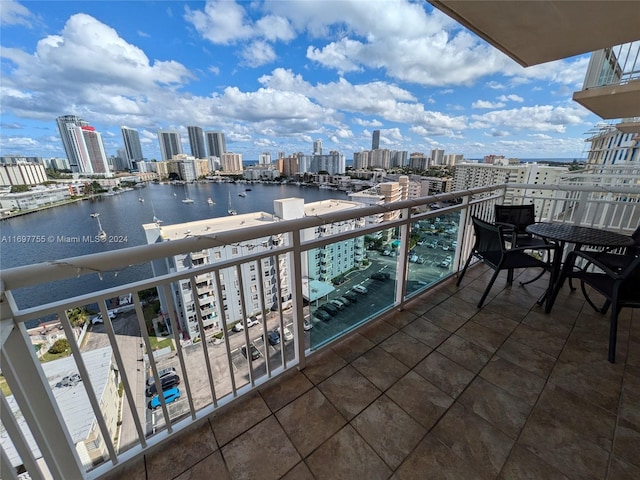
525, 223, 635, 310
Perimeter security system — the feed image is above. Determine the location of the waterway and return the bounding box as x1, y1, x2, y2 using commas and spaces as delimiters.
1, 182, 346, 310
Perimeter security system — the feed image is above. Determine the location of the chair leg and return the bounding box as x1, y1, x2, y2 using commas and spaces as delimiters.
478, 268, 500, 308
456, 254, 474, 287
581, 280, 602, 313
608, 303, 620, 363
520, 268, 545, 287
507, 268, 514, 285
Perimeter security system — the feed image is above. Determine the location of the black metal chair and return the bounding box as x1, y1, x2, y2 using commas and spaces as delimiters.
456, 216, 559, 308
545, 251, 640, 363
575, 225, 640, 313
494, 204, 547, 248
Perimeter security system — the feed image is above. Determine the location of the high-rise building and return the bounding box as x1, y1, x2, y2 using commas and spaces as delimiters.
56, 115, 89, 172
187, 126, 206, 159
205, 131, 226, 158
313, 140, 323, 155
372, 130, 380, 150
120, 126, 144, 169
430, 149, 445, 165
70, 125, 110, 175
221, 152, 243, 172
157, 130, 183, 161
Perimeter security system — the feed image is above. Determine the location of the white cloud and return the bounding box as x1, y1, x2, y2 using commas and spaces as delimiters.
0, 0, 33, 27
184, 0, 253, 44
241, 41, 277, 67
498, 94, 524, 103
470, 104, 588, 133
255, 15, 295, 42
472, 100, 505, 109
353, 118, 382, 127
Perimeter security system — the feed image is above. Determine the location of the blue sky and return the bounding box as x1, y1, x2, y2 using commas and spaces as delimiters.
1, 0, 601, 162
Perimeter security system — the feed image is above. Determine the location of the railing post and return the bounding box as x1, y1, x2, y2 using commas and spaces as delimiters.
290, 230, 307, 369
0, 292, 85, 480
396, 208, 411, 310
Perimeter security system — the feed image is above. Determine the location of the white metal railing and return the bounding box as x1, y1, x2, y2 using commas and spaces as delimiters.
1, 182, 639, 479
582, 41, 640, 89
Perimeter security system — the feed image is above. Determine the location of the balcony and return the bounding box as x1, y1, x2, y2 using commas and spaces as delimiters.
1, 181, 639, 479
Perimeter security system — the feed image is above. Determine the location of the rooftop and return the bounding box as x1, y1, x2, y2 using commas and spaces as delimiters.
103, 266, 640, 480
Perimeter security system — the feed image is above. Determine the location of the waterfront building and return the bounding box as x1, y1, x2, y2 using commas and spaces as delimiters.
121, 126, 144, 168
221, 152, 243, 172
258, 152, 271, 164
0, 162, 48, 186
0, 184, 72, 212
187, 126, 206, 159
143, 198, 364, 340
297, 151, 346, 175
349, 180, 405, 227
370, 149, 391, 169
0, 156, 42, 165
353, 150, 370, 170
390, 150, 408, 168
46, 157, 71, 171
205, 131, 226, 158
157, 130, 183, 161
276, 155, 299, 176
56, 114, 89, 173
444, 153, 464, 166
70, 125, 112, 177
372, 130, 380, 150
243, 164, 279, 181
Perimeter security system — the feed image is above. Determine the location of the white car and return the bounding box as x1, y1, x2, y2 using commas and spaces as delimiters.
281, 326, 294, 342
303, 319, 313, 331
91, 310, 116, 325
352, 285, 368, 294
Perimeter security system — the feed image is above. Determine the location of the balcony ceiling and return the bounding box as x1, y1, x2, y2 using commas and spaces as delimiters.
428, 1, 640, 67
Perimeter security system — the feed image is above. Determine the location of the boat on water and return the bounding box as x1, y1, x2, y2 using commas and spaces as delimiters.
238, 192, 247, 197
245, 188, 252, 191
182, 198, 194, 204
138, 197, 144, 202
207, 197, 214, 205
91, 213, 107, 242
227, 192, 237, 216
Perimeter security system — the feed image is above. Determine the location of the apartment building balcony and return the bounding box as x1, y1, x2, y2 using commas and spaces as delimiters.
2, 181, 639, 480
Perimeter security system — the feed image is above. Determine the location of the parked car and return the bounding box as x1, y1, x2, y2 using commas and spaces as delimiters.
319, 303, 339, 316
352, 285, 368, 294
330, 299, 346, 310
145, 373, 180, 397
332, 276, 346, 285
343, 291, 358, 303
266, 330, 280, 345
371, 272, 390, 281
91, 310, 116, 325
241, 343, 261, 361
338, 296, 351, 306
147, 387, 181, 410
313, 309, 331, 322
145, 367, 177, 387
232, 316, 260, 332
281, 326, 294, 342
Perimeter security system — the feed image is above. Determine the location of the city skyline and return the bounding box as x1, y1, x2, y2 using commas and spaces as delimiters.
1, 0, 604, 162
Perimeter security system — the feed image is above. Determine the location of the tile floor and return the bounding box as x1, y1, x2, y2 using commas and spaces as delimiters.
105, 265, 640, 479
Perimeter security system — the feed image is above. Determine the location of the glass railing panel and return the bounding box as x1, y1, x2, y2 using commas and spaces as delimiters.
307, 228, 397, 350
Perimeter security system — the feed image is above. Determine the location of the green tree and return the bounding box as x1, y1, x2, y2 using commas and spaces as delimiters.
49, 338, 70, 354
10, 185, 29, 193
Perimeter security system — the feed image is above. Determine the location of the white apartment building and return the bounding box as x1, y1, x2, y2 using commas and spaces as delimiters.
453, 162, 569, 220
0, 162, 48, 186
0, 184, 72, 212
143, 198, 364, 341
584, 123, 640, 166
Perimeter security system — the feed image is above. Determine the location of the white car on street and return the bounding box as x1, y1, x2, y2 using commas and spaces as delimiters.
352, 285, 368, 294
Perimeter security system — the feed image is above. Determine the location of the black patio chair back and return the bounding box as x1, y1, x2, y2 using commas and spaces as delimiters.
494, 204, 547, 248
456, 216, 558, 308
546, 251, 640, 363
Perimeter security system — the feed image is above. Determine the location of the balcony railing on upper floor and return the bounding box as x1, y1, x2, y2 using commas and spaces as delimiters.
573, 41, 640, 119
1, 180, 639, 480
